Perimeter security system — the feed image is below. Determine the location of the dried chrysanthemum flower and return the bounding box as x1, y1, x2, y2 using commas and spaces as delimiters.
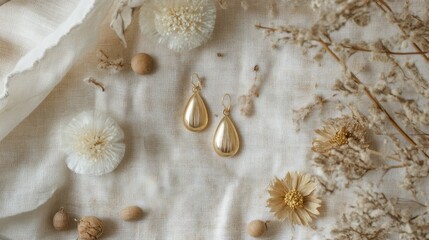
139, 0, 216, 52
63, 111, 125, 176
312, 114, 368, 153
267, 172, 322, 226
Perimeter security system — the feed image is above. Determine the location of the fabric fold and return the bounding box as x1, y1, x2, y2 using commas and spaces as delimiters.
0, 0, 114, 141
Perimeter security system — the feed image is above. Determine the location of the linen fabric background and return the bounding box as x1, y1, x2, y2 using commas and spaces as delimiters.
0, 0, 423, 239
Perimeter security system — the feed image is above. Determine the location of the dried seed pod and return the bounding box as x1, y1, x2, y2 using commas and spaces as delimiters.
77, 216, 104, 240
131, 53, 154, 75
247, 220, 267, 238
53, 207, 69, 231
120, 206, 144, 221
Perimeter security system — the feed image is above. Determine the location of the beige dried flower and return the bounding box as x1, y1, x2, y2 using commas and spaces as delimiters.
312, 113, 372, 183
97, 50, 124, 73
312, 114, 368, 153
267, 172, 322, 226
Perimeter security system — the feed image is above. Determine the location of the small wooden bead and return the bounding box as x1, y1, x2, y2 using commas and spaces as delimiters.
247, 220, 267, 238
120, 206, 144, 221
131, 53, 154, 75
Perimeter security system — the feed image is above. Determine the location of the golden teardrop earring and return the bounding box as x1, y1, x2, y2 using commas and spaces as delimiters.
182, 73, 209, 132
213, 94, 240, 157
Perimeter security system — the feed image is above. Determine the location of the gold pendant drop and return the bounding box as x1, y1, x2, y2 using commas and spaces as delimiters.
213, 94, 240, 157
182, 73, 209, 132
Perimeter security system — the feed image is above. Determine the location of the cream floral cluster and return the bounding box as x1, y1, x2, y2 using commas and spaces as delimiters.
139, 0, 216, 52
63, 111, 125, 176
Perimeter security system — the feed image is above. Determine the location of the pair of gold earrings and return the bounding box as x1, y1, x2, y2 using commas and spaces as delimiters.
182, 73, 240, 157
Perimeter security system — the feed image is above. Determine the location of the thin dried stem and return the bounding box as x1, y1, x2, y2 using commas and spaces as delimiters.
340, 44, 428, 55
383, 164, 404, 171
367, 149, 401, 162
83, 77, 105, 92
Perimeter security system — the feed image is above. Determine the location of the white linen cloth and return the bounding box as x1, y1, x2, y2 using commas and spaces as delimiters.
0, 0, 419, 239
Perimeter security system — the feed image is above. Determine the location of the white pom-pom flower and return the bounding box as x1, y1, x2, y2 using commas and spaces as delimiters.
139, 0, 217, 52
63, 111, 125, 176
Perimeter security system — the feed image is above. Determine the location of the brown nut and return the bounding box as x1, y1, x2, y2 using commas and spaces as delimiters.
53, 207, 69, 231
120, 205, 144, 221
131, 53, 154, 75
77, 216, 104, 240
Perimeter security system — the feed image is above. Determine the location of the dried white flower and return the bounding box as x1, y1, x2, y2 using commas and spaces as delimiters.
139, 0, 216, 52
63, 111, 125, 176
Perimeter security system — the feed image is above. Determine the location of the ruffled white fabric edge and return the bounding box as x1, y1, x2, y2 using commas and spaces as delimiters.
0, 0, 114, 142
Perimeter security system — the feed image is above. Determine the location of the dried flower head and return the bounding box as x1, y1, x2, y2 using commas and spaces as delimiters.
312, 114, 368, 153
312, 113, 373, 183
139, 0, 216, 52
63, 111, 125, 176
97, 49, 124, 73
267, 172, 321, 226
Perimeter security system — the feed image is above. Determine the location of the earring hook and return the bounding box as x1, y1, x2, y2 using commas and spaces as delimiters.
222, 93, 231, 115
191, 73, 202, 92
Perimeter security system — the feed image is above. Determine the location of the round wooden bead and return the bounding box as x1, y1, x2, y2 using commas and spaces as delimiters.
131, 53, 154, 75
247, 220, 267, 238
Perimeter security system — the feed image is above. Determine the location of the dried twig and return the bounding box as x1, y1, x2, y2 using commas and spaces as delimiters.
83, 77, 105, 92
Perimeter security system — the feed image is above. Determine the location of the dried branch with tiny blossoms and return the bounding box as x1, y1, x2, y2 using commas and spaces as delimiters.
332, 186, 429, 240
254, 0, 429, 238
238, 65, 264, 117
292, 95, 327, 132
